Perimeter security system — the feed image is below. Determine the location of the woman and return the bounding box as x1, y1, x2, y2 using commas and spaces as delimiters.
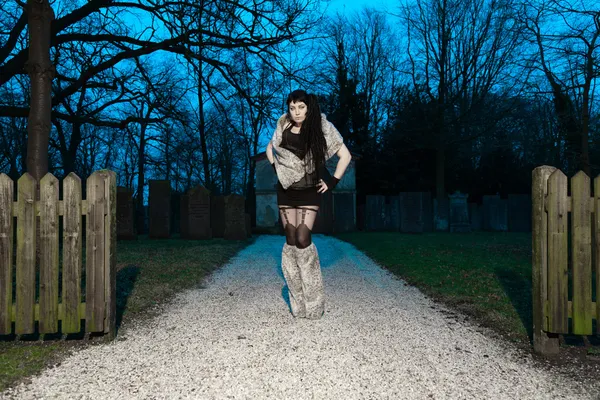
266, 89, 352, 319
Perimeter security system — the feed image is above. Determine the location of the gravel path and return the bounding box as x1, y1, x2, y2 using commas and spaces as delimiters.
2, 235, 597, 399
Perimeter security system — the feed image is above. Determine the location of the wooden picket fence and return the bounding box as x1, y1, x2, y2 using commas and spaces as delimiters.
0, 170, 116, 338
532, 166, 599, 355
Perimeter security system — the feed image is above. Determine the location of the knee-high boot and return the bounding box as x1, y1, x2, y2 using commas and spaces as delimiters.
281, 243, 306, 317
295, 243, 325, 319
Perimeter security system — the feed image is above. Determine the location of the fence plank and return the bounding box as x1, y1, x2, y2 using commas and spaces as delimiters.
595, 176, 600, 334
62, 173, 82, 333
86, 172, 106, 332
570, 171, 593, 335
532, 166, 559, 355
102, 171, 117, 338
39, 173, 59, 334
547, 169, 569, 333
0, 174, 13, 334
15, 173, 36, 334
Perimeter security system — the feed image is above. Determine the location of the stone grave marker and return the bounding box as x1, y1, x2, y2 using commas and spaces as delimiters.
483, 195, 508, 231
333, 193, 356, 233
117, 186, 136, 240
469, 203, 482, 231
448, 191, 471, 233
149, 180, 171, 238
224, 194, 246, 240
401, 192, 424, 233
508, 194, 531, 232
186, 186, 211, 239
366, 195, 386, 231
211, 195, 225, 238
386, 195, 401, 231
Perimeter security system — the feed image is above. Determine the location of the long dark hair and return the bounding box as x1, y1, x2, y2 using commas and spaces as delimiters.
286, 90, 327, 180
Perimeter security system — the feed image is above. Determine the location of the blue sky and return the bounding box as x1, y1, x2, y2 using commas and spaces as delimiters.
325, 0, 399, 15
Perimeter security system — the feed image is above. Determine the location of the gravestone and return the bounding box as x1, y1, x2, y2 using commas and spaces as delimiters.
334, 193, 356, 233
400, 192, 424, 233
469, 203, 482, 231
366, 195, 386, 231
170, 191, 182, 235
508, 194, 532, 232
141, 205, 149, 234
255, 192, 278, 228
223, 194, 246, 240
264, 204, 277, 227
149, 180, 171, 238
434, 196, 449, 231
386, 196, 401, 231
448, 191, 471, 233
422, 192, 433, 232
180, 194, 190, 238
186, 186, 211, 239
483, 195, 508, 231
211, 195, 225, 238
357, 204, 365, 231
245, 213, 252, 238
116, 187, 136, 240
314, 191, 333, 234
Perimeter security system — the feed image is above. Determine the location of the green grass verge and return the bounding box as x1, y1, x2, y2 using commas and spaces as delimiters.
0, 236, 253, 392
335, 231, 534, 343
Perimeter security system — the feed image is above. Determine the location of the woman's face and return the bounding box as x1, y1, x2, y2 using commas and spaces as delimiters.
288, 101, 307, 125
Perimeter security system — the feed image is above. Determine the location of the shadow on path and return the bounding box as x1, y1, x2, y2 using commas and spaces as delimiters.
115, 265, 141, 333
495, 267, 533, 342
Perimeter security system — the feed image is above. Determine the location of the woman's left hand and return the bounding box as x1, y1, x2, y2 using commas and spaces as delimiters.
317, 179, 329, 193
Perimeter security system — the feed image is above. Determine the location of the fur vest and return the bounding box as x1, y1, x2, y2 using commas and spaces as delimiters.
270, 114, 344, 189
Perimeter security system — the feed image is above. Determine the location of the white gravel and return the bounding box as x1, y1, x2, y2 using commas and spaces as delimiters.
2, 234, 598, 399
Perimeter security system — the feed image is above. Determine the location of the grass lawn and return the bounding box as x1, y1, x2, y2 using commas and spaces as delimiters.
335, 231, 536, 344
0, 236, 253, 392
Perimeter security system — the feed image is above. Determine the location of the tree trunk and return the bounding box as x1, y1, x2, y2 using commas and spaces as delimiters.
136, 126, 147, 234
552, 89, 580, 175
434, 0, 449, 231
246, 147, 256, 227
64, 122, 81, 175
435, 139, 446, 199
198, 67, 212, 192
581, 93, 591, 177
25, 0, 55, 181
435, 0, 448, 200
580, 45, 594, 177
196, 5, 212, 193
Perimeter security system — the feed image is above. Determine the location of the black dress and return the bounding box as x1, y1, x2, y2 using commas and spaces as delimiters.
276, 126, 320, 207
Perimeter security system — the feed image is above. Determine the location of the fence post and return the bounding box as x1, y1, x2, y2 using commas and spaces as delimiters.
86, 171, 106, 332
39, 173, 59, 333
532, 166, 559, 355
571, 171, 592, 335
15, 173, 36, 334
595, 176, 600, 335
102, 170, 117, 339
0, 174, 13, 334
62, 173, 82, 333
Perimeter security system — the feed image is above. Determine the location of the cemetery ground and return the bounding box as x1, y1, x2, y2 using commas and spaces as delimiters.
1, 231, 599, 393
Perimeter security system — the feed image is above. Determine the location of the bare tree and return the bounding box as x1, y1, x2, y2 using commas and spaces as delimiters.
208, 50, 282, 219
519, 0, 600, 175
399, 0, 522, 202
0, 0, 322, 177
347, 8, 398, 138
122, 58, 188, 232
